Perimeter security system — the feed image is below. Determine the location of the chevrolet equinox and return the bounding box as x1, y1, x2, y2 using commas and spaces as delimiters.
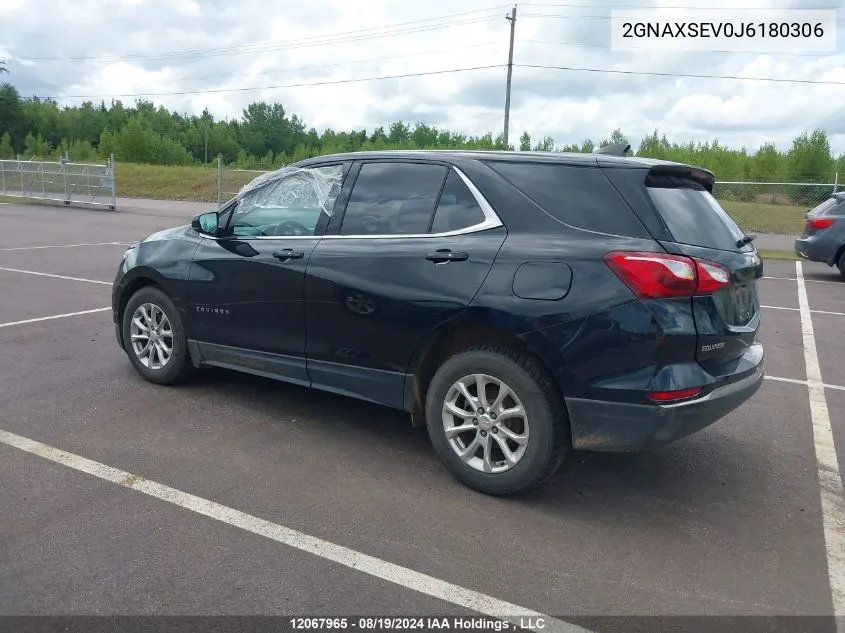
112, 149, 765, 496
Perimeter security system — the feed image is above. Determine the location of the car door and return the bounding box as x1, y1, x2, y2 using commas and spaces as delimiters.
303, 160, 507, 409
187, 163, 347, 384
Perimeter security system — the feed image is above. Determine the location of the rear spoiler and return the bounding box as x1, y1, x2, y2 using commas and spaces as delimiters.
646, 164, 716, 193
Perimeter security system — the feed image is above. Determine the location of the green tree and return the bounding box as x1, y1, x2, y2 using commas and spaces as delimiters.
23, 132, 50, 158
749, 143, 785, 182
519, 131, 531, 151
0, 83, 26, 152
0, 131, 14, 158
601, 128, 629, 148
388, 121, 411, 145
68, 138, 97, 161
788, 129, 832, 182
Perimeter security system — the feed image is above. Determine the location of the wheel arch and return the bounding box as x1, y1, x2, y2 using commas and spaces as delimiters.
833, 241, 845, 269
405, 315, 568, 433
116, 270, 168, 329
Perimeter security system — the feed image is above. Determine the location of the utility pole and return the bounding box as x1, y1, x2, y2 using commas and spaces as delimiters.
204, 119, 208, 164
503, 5, 517, 150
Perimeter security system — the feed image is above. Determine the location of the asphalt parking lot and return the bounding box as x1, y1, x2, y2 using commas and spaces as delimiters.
1, 200, 844, 633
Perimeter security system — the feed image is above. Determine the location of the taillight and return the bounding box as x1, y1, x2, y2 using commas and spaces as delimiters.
647, 387, 702, 403
807, 217, 836, 230
695, 259, 731, 293
603, 251, 731, 299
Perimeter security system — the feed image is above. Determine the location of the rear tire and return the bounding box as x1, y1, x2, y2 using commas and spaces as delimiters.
837, 250, 845, 279
122, 286, 196, 385
424, 345, 568, 496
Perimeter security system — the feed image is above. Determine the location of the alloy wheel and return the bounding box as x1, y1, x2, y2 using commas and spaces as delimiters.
441, 373, 529, 474
130, 303, 174, 370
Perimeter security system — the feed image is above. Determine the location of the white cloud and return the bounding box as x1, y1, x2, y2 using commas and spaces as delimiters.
2, 0, 845, 153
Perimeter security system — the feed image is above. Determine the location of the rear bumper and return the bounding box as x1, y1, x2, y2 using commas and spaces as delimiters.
565, 346, 765, 452
795, 236, 833, 265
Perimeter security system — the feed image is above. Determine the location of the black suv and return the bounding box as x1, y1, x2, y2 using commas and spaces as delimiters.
112, 149, 765, 496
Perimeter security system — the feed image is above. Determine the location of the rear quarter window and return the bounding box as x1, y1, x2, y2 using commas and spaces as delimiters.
645, 173, 748, 252
808, 197, 838, 217
483, 161, 649, 237
821, 199, 845, 216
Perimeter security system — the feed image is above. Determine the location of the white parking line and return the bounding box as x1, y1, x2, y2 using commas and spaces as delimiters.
795, 261, 845, 624
0, 242, 130, 251
0, 429, 587, 633
765, 375, 845, 392
764, 275, 842, 285
0, 267, 111, 285
0, 308, 111, 329
762, 305, 845, 317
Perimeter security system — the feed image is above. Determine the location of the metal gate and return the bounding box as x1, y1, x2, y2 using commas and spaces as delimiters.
0, 155, 117, 209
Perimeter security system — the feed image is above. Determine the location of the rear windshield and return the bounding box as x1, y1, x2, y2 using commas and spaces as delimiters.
646, 173, 748, 251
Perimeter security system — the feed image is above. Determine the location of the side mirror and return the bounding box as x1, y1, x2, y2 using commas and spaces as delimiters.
192, 211, 219, 236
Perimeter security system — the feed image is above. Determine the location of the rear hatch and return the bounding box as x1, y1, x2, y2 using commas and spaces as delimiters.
636, 166, 763, 366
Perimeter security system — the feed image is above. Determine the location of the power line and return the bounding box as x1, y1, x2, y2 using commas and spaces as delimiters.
21, 59, 845, 102
18, 6, 511, 63
520, 12, 845, 21
520, 2, 845, 8
26, 65, 508, 100
22, 41, 503, 90
518, 38, 840, 57
517, 63, 845, 85
30, 16, 501, 64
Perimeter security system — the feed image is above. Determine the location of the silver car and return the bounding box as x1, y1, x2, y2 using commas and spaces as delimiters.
795, 192, 845, 278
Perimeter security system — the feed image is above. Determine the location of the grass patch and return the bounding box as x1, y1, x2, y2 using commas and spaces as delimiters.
720, 200, 806, 235
25, 163, 805, 236
114, 163, 269, 203
758, 249, 800, 261
115, 163, 220, 202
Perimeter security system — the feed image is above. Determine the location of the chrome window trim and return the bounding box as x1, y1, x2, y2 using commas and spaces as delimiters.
328, 165, 503, 240
198, 165, 503, 241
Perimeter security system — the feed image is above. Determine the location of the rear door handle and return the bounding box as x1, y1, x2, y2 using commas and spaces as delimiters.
425, 249, 468, 263
273, 249, 305, 261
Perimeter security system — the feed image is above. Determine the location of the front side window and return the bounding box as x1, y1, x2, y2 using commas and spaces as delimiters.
227, 165, 344, 237
340, 162, 448, 236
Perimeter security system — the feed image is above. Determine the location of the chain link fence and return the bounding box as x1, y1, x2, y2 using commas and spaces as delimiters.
713, 179, 840, 213
0, 154, 117, 209
212, 159, 840, 215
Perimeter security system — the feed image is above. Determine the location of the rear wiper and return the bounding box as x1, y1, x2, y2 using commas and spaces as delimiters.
736, 233, 757, 248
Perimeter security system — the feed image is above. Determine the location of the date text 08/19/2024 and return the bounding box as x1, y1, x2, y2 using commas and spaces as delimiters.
288, 617, 547, 631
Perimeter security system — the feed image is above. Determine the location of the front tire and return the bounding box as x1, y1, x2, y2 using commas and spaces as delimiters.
424, 345, 568, 496
122, 286, 195, 385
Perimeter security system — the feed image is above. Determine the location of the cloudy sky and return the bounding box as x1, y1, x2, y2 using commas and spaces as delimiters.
1, 0, 844, 153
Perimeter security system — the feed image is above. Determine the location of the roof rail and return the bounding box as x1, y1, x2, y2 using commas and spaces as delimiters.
595, 143, 631, 156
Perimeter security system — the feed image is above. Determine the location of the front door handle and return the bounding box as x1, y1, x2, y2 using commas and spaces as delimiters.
425, 249, 468, 263
273, 249, 305, 261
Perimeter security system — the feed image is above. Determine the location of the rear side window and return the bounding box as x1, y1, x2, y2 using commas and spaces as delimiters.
430, 170, 486, 233
824, 200, 845, 216
817, 198, 843, 217
484, 161, 648, 237
340, 162, 447, 236
645, 173, 747, 252
807, 197, 837, 217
